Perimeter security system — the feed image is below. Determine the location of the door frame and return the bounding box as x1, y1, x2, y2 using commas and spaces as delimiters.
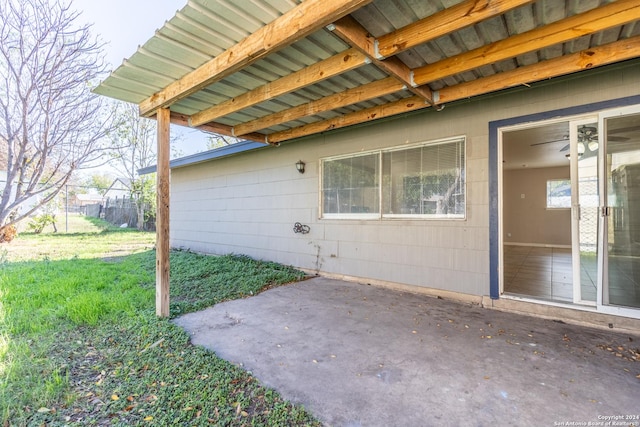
569, 116, 599, 306
488, 95, 640, 319
596, 103, 640, 319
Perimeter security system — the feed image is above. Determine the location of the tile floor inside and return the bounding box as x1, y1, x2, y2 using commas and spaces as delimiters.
503, 244, 640, 309
504, 245, 579, 303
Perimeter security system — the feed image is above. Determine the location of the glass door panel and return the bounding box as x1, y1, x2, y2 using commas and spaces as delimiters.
571, 120, 599, 304
604, 112, 640, 309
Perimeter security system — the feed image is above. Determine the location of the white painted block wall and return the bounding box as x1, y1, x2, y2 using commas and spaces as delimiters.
170, 62, 640, 298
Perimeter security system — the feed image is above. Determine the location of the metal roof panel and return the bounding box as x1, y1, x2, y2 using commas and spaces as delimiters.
94, 0, 640, 146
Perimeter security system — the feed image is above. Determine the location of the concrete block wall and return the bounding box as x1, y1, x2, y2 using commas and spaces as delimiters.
169, 61, 640, 298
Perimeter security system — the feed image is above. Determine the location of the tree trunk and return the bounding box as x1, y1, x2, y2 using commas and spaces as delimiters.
436, 175, 461, 215
136, 201, 145, 230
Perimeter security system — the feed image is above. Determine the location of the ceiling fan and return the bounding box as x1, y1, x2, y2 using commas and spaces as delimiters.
530, 124, 631, 154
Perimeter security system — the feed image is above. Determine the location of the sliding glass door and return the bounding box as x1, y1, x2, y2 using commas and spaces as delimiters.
500, 105, 640, 318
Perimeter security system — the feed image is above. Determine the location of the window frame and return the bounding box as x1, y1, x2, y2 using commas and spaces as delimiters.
320, 136, 467, 220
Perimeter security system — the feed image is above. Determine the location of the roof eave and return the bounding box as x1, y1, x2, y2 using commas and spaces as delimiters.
138, 139, 269, 175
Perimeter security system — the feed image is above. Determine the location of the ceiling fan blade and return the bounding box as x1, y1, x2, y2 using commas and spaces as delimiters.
530, 139, 567, 147
608, 136, 630, 142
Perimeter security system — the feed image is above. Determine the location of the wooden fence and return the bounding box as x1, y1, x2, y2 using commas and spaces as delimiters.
85, 196, 155, 231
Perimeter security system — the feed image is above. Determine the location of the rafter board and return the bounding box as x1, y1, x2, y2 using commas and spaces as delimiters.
375, 0, 535, 58
191, 48, 369, 126
412, 0, 640, 85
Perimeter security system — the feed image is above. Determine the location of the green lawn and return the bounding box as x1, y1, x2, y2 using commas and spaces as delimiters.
0, 216, 319, 426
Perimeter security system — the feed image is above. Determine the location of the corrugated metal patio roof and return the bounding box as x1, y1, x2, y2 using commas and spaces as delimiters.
94, 0, 640, 145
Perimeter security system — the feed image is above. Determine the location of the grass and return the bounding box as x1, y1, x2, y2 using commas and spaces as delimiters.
0, 215, 319, 426
6, 214, 155, 262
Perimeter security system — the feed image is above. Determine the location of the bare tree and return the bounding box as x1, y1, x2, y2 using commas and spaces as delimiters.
109, 102, 159, 230
0, 0, 116, 234
205, 134, 241, 150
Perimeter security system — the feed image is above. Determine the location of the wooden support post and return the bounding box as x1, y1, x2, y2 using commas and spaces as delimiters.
156, 107, 170, 317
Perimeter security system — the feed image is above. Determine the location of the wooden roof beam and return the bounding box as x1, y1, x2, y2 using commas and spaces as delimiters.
233, 76, 405, 136
330, 16, 435, 106
375, 0, 535, 59
165, 111, 267, 143
266, 35, 640, 144
267, 95, 427, 144
412, 0, 640, 86
138, 0, 372, 117
190, 48, 368, 127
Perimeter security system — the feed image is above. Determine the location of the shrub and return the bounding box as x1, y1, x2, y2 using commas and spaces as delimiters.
0, 225, 17, 243
27, 214, 57, 234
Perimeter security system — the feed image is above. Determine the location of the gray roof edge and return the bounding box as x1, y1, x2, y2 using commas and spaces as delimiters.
138, 140, 269, 175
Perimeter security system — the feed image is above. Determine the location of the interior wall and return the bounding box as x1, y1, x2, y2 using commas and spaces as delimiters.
503, 166, 571, 246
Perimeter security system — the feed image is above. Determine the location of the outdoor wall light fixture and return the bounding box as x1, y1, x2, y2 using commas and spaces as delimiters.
296, 160, 305, 174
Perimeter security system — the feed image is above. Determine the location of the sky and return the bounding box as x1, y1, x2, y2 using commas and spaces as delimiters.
74, 0, 210, 158
74, 0, 182, 70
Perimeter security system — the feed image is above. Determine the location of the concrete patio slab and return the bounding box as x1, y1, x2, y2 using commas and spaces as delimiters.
173, 277, 640, 427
